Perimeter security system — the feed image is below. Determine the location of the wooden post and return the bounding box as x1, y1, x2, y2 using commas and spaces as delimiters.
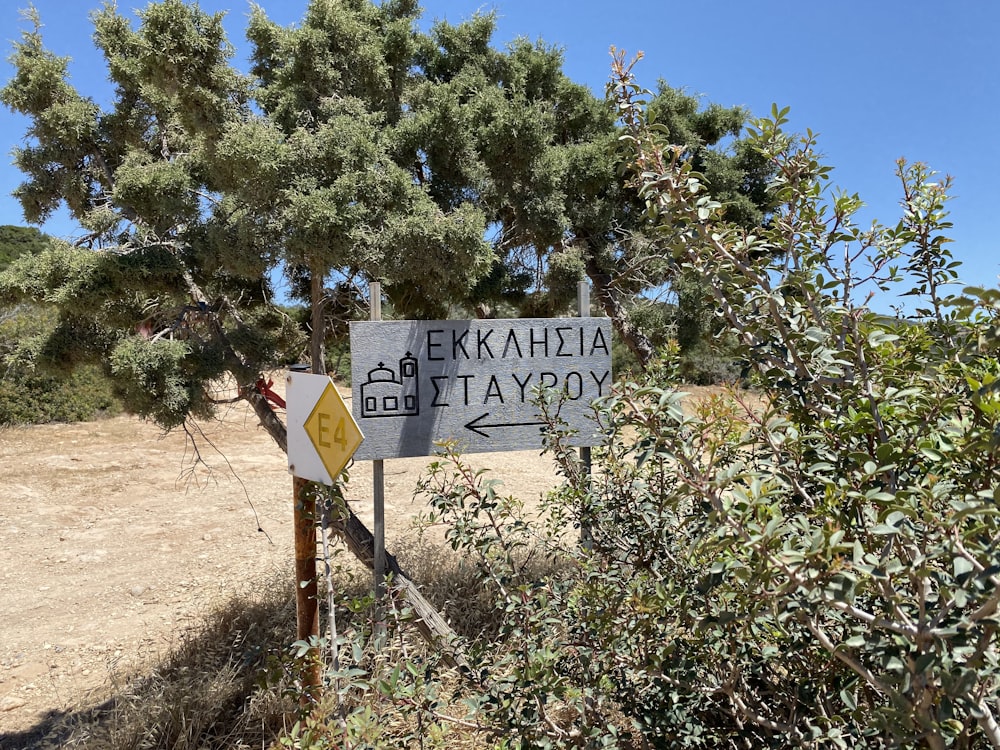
578, 280, 593, 551
370, 282, 386, 641
296, 261, 326, 699
293, 474, 321, 700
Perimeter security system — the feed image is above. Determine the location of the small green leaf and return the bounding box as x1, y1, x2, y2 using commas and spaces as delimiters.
953, 556, 976, 580
870, 524, 899, 536
914, 652, 936, 673
919, 447, 943, 461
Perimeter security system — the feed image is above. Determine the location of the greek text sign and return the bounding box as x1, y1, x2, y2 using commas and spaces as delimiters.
349, 318, 612, 460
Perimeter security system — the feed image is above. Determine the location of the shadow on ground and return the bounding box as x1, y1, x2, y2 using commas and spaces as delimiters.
0, 536, 519, 750
0, 575, 298, 750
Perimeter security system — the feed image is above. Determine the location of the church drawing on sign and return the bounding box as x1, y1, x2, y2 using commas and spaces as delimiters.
359, 353, 420, 418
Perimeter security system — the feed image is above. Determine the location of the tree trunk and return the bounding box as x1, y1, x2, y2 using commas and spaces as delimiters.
245, 388, 289, 452
310, 267, 327, 375
584, 259, 655, 369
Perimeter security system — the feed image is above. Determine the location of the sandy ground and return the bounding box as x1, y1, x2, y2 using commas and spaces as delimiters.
0, 388, 560, 741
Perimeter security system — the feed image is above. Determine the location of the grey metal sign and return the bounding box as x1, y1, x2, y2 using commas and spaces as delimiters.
349, 318, 612, 460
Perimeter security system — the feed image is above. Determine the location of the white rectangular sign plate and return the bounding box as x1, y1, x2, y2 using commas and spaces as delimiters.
349, 318, 612, 460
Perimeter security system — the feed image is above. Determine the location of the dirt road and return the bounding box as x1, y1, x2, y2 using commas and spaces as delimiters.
0, 392, 559, 739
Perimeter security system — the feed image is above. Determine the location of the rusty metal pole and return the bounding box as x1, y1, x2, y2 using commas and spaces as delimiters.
579, 281, 594, 551
293, 474, 321, 701
293, 264, 326, 701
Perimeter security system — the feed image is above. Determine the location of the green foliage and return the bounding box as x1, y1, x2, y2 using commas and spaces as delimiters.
676, 338, 741, 385
517, 60, 1000, 747
611, 299, 674, 376
0, 225, 50, 270
325, 338, 352, 386
9, 5, 1000, 746
0, 0, 770, 436
108, 337, 202, 429
0, 358, 120, 424
0, 228, 125, 424
272, 61, 1000, 750
671, 269, 741, 384
0, 0, 497, 427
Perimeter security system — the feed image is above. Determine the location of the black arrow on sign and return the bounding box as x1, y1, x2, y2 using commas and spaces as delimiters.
464, 412, 546, 438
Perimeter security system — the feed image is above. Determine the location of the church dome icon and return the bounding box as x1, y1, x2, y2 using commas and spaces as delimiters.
368, 363, 396, 382
360, 353, 419, 418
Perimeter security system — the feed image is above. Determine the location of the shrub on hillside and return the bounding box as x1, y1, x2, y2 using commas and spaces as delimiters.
0, 224, 49, 270
676, 338, 741, 385
0, 362, 121, 425
0, 304, 122, 425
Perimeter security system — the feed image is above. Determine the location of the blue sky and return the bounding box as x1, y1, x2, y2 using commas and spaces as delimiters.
2, 0, 998, 307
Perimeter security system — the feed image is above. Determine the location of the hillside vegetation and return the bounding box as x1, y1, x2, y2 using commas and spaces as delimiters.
0, 226, 122, 424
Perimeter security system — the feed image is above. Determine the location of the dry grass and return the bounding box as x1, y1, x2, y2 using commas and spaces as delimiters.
4, 539, 525, 750
395, 536, 505, 641
6, 573, 298, 750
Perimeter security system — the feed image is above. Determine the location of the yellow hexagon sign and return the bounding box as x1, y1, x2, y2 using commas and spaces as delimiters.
303, 382, 364, 480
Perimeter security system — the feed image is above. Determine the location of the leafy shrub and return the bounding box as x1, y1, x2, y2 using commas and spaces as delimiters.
325, 337, 352, 386
0, 228, 125, 424
676, 338, 740, 385
0, 224, 50, 270
279, 62, 1000, 749
0, 361, 121, 425
611, 299, 675, 378
0, 304, 122, 424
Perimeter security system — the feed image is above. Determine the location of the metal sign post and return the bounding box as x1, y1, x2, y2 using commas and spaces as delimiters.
370, 282, 386, 642
292, 474, 320, 701
578, 281, 594, 550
